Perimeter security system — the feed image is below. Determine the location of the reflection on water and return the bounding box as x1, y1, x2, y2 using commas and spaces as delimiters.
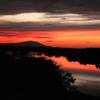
30, 52, 100, 96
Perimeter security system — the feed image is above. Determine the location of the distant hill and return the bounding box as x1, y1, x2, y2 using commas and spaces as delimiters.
0, 41, 45, 47
15, 41, 45, 47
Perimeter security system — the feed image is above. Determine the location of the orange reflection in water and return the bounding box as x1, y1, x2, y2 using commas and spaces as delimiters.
32, 54, 100, 72
50, 56, 100, 72
32, 53, 100, 96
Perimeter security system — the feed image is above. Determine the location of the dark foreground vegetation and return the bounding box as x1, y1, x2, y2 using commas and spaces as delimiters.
0, 44, 100, 100
0, 56, 74, 99
0, 44, 100, 68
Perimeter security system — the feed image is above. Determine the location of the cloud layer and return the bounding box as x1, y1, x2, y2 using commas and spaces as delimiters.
0, 12, 100, 31
0, 0, 100, 15
0, 0, 100, 32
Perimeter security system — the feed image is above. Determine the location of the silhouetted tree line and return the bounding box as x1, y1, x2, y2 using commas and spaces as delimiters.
0, 47, 100, 100
0, 45, 100, 68
0, 50, 77, 100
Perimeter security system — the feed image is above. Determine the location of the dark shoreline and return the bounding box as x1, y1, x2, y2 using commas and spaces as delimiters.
0, 44, 100, 99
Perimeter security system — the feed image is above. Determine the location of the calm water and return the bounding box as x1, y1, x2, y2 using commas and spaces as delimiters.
30, 52, 100, 96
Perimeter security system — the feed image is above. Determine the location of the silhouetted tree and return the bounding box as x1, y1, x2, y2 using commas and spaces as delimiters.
60, 70, 76, 92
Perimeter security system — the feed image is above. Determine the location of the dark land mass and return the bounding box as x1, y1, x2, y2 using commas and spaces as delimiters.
0, 41, 100, 99
0, 41, 44, 47
0, 41, 100, 68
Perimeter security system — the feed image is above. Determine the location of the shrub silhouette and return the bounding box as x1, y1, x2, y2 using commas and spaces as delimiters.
0, 51, 76, 99
0, 47, 99, 99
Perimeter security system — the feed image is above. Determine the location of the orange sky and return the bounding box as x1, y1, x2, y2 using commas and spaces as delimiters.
0, 29, 100, 48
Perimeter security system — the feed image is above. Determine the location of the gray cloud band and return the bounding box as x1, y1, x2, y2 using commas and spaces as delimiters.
0, 0, 100, 15
0, 22, 100, 32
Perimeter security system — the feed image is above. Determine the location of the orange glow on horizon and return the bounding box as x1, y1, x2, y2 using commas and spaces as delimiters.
0, 29, 100, 48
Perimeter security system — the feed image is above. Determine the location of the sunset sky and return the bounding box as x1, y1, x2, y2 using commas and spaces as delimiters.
0, 0, 100, 48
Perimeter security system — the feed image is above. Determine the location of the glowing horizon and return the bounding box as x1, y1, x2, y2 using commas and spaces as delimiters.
0, 29, 100, 48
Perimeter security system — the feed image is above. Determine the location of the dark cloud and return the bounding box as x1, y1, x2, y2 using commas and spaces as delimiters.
0, 31, 17, 37
46, 40, 54, 42
0, 0, 100, 15
34, 36, 52, 39
0, 22, 100, 31
0, 29, 31, 37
